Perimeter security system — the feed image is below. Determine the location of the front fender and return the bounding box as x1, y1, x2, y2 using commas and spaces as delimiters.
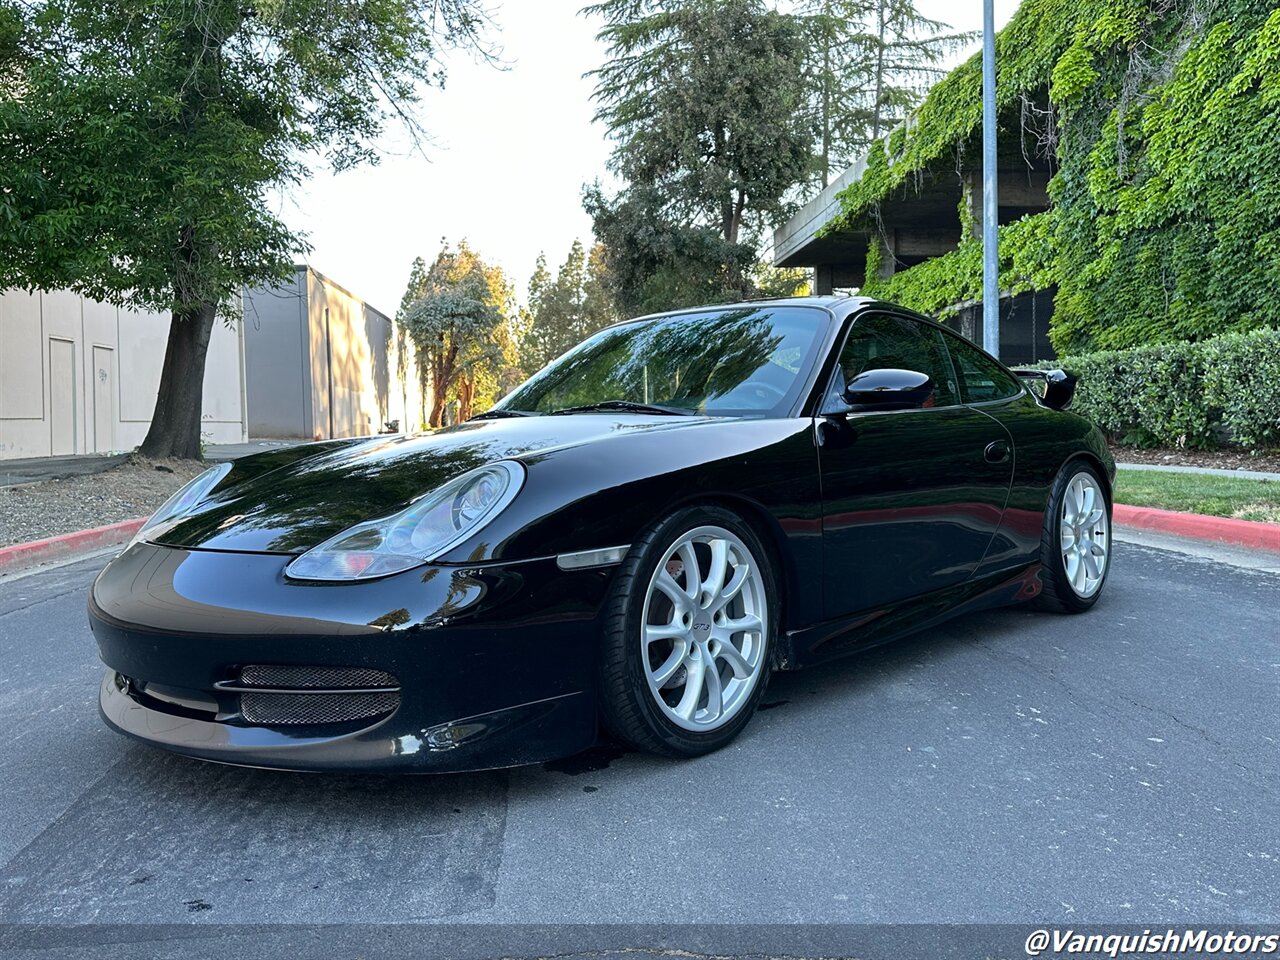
436, 418, 825, 628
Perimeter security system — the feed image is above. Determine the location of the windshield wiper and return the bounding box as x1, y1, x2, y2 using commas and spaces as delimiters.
469, 409, 538, 420
548, 400, 697, 417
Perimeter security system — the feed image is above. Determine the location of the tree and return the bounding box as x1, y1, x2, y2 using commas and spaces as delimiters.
0, 0, 493, 458
585, 0, 814, 313
585, 183, 758, 316
583, 243, 617, 333
799, 0, 971, 186
752, 262, 811, 299
520, 239, 619, 371
459, 261, 521, 421
399, 241, 513, 427
525, 253, 553, 326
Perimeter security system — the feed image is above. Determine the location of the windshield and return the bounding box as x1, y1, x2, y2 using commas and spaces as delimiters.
494, 306, 830, 418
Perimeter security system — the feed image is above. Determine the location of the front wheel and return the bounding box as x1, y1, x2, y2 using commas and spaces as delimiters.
1034, 462, 1112, 613
598, 506, 777, 757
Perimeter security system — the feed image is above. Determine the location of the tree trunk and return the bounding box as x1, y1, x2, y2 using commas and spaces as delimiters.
138, 302, 217, 460
429, 391, 449, 429
457, 375, 475, 422
729, 190, 746, 245
428, 352, 453, 428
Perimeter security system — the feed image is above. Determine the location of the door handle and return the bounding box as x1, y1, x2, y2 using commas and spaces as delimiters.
984, 440, 1010, 463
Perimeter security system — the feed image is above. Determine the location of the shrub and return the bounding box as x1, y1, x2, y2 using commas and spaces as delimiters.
1037, 328, 1280, 451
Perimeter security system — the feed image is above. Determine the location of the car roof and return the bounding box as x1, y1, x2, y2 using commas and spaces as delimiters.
622, 295, 874, 328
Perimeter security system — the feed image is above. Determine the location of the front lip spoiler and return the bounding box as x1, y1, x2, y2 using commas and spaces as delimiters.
99, 672, 591, 773
99, 672, 399, 769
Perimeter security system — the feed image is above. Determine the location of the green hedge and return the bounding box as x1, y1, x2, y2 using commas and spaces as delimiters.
1038, 328, 1280, 451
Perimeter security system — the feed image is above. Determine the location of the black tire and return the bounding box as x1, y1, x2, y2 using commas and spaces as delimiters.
598, 504, 779, 757
1033, 460, 1112, 613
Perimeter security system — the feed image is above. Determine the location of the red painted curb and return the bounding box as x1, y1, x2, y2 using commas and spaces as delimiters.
3, 504, 1275, 577
1114, 503, 1280, 552
0, 517, 145, 575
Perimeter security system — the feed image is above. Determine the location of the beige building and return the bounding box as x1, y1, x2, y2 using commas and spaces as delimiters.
0, 289, 248, 460
243, 266, 424, 440
0, 266, 416, 461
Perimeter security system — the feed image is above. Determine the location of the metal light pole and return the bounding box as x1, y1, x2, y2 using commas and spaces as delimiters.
982, 0, 999, 357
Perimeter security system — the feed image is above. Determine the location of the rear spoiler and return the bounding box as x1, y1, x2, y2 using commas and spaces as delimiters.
1012, 368, 1077, 411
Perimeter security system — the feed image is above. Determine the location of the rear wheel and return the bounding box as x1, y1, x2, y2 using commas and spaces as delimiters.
1034, 462, 1111, 613
599, 506, 777, 757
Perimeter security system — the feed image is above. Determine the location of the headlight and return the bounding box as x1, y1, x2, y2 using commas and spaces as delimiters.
129, 463, 232, 546
284, 461, 525, 582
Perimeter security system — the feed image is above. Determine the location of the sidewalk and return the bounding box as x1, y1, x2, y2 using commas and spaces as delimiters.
0, 440, 307, 487
0, 452, 128, 487
1116, 461, 1280, 482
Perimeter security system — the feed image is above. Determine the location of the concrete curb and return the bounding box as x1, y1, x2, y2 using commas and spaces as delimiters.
1117, 462, 1280, 482
3, 504, 1276, 579
0, 517, 144, 576
1114, 504, 1280, 553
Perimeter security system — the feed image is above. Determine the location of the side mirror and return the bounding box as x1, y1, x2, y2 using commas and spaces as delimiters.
842, 368, 934, 409
1013, 368, 1077, 410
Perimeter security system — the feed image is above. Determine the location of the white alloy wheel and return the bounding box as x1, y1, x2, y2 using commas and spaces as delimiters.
639, 525, 768, 732
1060, 471, 1109, 598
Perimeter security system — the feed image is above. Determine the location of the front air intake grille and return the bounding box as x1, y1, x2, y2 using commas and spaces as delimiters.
232, 665, 401, 726
240, 690, 400, 725
238, 664, 398, 691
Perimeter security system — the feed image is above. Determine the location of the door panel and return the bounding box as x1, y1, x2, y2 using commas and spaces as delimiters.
937, 325, 1048, 577
49, 338, 76, 455
92, 346, 115, 453
815, 310, 1014, 620
818, 407, 1014, 618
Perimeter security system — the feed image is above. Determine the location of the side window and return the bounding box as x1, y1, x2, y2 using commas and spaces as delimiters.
832, 313, 959, 408
943, 332, 1024, 404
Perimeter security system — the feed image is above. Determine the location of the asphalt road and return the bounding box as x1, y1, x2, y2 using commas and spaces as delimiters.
0, 535, 1277, 958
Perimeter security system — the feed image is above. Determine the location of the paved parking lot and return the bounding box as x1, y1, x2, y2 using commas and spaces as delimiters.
0, 536, 1276, 956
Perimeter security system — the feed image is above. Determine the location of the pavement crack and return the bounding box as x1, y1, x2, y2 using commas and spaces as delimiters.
0, 584, 89, 618
964, 635, 1278, 791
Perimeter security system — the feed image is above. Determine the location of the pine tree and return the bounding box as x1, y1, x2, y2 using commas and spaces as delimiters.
583, 243, 618, 333
520, 240, 620, 372
585, 0, 813, 312
800, 0, 971, 186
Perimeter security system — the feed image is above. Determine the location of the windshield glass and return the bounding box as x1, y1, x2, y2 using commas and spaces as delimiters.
495, 306, 830, 418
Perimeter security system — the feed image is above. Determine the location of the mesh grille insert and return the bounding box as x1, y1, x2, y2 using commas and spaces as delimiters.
238, 665, 398, 690
240, 691, 400, 726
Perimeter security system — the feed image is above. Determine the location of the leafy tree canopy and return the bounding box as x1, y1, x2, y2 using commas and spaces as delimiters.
589, 0, 812, 245
584, 0, 814, 315
585, 183, 758, 317
0, 0, 493, 456
400, 241, 517, 425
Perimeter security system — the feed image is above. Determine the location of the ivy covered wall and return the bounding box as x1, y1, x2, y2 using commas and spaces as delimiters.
823, 0, 1280, 355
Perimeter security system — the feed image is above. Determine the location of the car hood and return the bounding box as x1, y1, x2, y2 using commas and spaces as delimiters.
152, 414, 717, 554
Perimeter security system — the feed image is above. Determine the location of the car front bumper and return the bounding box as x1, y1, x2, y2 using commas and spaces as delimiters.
88, 542, 613, 772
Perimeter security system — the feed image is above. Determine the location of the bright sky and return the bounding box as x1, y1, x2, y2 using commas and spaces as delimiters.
282, 0, 1020, 317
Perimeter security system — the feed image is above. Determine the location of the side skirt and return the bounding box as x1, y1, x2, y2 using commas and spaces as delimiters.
781, 563, 1043, 670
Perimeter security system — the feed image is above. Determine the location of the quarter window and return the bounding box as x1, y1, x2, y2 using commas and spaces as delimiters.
832, 313, 960, 408
943, 332, 1024, 403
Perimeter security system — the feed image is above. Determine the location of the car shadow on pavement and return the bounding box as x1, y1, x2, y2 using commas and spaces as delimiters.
523, 599, 1047, 795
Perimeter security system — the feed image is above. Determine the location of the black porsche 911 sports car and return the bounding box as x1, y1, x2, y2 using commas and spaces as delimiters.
90, 296, 1114, 771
